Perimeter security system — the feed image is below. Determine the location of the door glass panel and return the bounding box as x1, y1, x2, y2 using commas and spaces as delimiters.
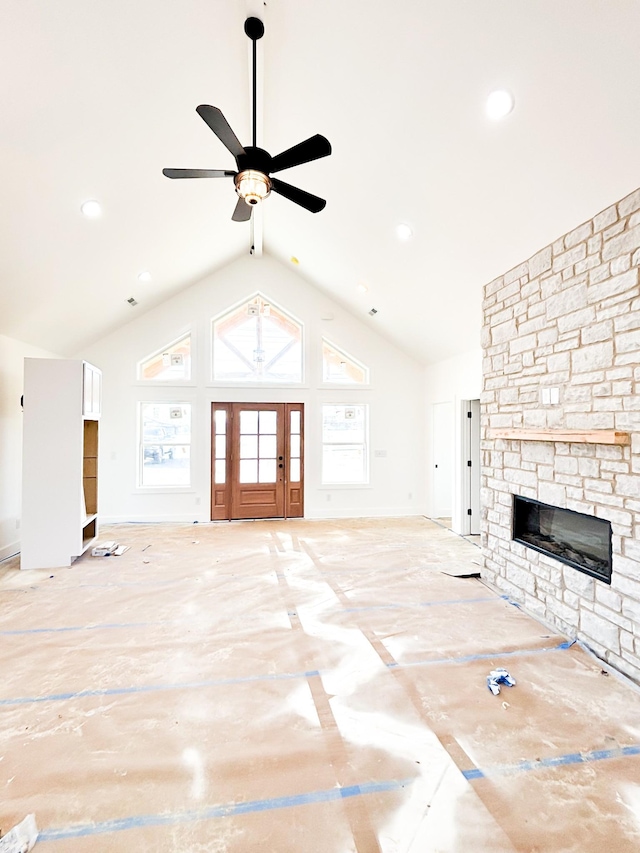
214, 460, 226, 484
259, 434, 277, 458
259, 459, 277, 483
215, 435, 226, 459
239, 459, 258, 483
240, 435, 258, 459
290, 410, 300, 434
214, 409, 226, 434
290, 458, 300, 482
240, 410, 259, 434
259, 410, 277, 434
290, 434, 300, 458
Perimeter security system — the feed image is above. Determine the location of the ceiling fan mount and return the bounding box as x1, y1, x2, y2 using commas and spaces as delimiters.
163, 16, 331, 222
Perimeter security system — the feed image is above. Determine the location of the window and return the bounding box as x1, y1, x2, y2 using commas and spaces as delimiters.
138, 334, 191, 381
212, 294, 302, 383
322, 339, 369, 384
322, 405, 369, 484
139, 403, 191, 487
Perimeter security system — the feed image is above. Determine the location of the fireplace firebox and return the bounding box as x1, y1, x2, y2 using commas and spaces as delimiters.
512, 496, 612, 584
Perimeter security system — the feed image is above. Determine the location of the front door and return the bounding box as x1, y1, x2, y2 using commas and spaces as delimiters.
211, 403, 304, 520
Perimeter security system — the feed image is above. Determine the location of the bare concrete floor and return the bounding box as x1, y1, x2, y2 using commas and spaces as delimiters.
1, 517, 640, 851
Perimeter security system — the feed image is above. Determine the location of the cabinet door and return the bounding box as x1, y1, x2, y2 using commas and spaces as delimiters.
83, 364, 102, 417
83, 364, 93, 415
91, 368, 101, 415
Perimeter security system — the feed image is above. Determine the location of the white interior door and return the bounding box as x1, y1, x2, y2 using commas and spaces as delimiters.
432, 401, 453, 519
469, 399, 481, 534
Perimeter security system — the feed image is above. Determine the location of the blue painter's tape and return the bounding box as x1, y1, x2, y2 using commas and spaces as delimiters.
388, 640, 573, 669
0, 669, 322, 707
0, 620, 169, 636
37, 778, 412, 841
463, 743, 640, 780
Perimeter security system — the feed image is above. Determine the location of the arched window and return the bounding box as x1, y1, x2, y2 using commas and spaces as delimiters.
322, 339, 369, 384
138, 333, 191, 381
212, 294, 303, 382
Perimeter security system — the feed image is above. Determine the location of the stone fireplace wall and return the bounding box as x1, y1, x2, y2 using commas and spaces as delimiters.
481, 186, 640, 682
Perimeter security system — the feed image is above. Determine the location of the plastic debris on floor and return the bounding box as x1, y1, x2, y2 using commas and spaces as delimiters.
0, 814, 38, 853
487, 668, 516, 695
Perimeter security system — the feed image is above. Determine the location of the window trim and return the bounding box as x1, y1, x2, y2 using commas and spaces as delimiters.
321, 337, 370, 387
210, 291, 305, 385
137, 401, 193, 490
321, 403, 370, 486
136, 330, 194, 385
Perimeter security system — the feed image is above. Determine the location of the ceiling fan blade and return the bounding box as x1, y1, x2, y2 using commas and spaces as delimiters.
196, 105, 246, 162
271, 178, 326, 213
162, 168, 235, 179
232, 197, 252, 222
270, 134, 332, 174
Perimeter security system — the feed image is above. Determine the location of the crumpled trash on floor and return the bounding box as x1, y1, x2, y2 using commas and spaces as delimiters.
0, 814, 38, 853
487, 667, 516, 695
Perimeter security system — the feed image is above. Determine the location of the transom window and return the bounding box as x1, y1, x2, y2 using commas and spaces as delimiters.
138, 334, 191, 381
322, 339, 369, 384
212, 294, 302, 383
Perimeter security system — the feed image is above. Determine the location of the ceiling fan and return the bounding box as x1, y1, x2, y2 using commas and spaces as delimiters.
162, 16, 331, 222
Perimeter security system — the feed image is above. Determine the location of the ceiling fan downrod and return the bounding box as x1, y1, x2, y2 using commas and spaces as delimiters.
243, 16, 264, 149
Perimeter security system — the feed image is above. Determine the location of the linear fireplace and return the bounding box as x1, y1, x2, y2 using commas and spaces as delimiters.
512, 496, 612, 584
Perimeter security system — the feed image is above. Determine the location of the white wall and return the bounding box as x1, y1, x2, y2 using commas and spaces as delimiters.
424, 348, 482, 533
0, 334, 61, 559
80, 254, 427, 523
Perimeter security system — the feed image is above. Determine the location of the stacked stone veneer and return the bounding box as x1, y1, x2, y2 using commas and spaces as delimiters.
481, 186, 640, 683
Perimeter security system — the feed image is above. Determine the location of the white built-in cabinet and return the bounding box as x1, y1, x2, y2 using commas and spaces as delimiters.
21, 359, 101, 570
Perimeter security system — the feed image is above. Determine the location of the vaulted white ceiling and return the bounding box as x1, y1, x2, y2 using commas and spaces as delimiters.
2, 0, 639, 363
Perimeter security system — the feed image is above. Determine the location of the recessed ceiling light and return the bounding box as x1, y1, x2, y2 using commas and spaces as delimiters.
396, 223, 413, 241
357, 282, 369, 293
137, 270, 152, 283
486, 89, 515, 120
80, 199, 102, 218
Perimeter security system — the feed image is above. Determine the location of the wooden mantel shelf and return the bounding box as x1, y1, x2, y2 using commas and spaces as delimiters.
488, 428, 631, 446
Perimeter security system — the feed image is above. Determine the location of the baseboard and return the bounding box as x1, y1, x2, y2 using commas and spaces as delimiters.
101, 510, 427, 524
0, 540, 20, 562
304, 508, 427, 520
100, 514, 210, 525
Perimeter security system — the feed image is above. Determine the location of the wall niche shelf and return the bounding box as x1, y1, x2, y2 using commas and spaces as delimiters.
488, 428, 631, 446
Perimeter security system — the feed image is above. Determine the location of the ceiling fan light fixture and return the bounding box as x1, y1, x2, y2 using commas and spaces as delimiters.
235, 169, 272, 206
